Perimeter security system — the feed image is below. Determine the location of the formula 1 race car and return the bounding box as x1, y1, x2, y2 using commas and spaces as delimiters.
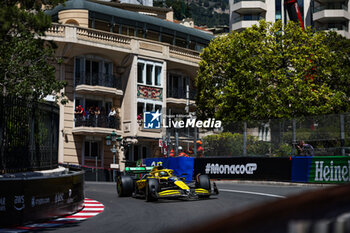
116, 163, 219, 201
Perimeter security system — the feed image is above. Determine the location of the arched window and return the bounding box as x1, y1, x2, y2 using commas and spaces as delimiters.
65, 19, 79, 26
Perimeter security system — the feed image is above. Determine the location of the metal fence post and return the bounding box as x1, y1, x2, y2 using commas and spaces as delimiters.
292, 119, 296, 156
243, 121, 247, 156
95, 156, 98, 182
340, 114, 345, 156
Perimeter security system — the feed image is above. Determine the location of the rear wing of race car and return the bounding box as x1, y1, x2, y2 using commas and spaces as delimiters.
124, 166, 153, 174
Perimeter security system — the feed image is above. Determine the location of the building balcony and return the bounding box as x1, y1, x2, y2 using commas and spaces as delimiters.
313, 5, 350, 23
46, 24, 201, 65
232, 0, 267, 14
317, 24, 350, 38
72, 115, 122, 136
166, 89, 196, 106
75, 72, 123, 97
231, 16, 264, 31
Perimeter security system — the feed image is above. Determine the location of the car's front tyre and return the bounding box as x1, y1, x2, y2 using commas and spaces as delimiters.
146, 178, 159, 202
117, 175, 134, 197
197, 174, 211, 198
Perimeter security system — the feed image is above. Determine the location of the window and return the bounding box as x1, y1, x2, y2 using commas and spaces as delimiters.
75, 56, 113, 87
275, 0, 282, 20
85, 141, 100, 158
138, 63, 144, 83
146, 30, 159, 41
95, 19, 109, 32
137, 60, 163, 86
146, 103, 153, 112
154, 66, 161, 86
167, 73, 190, 99
137, 102, 162, 116
146, 64, 153, 85
161, 33, 173, 45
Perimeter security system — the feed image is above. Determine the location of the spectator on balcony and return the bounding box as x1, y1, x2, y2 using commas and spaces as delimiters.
95, 106, 100, 116
95, 106, 101, 126
75, 106, 79, 115
100, 107, 106, 127
88, 106, 95, 126
78, 105, 85, 117
108, 107, 117, 128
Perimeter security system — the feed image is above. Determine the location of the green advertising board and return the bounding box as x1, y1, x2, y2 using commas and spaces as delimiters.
309, 156, 350, 183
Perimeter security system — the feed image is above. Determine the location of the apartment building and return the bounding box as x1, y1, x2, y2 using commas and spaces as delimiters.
45, 0, 213, 170
229, 0, 350, 38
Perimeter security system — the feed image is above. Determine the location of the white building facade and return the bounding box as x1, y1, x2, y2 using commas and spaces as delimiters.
230, 0, 350, 38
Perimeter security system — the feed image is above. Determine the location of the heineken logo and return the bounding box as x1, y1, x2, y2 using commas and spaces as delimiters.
314, 160, 350, 182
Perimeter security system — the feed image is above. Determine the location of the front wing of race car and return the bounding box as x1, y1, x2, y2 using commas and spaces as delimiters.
156, 183, 219, 200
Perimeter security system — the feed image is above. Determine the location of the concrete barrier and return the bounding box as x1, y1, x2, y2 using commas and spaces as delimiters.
0, 169, 84, 227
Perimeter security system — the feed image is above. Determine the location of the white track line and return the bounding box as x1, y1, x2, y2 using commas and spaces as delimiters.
219, 189, 286, 198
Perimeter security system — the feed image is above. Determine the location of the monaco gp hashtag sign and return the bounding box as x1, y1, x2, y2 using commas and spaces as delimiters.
194, 157, 291, 181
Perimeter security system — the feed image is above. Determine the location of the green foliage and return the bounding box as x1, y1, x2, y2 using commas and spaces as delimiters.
0, 0, 66, 102
203, 132, 270, 156
196, 20, 350, 122
154, 0, 229, 27
272, 143, 292, 157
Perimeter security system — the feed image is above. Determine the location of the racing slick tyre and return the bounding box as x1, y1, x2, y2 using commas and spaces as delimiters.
117, 175, 134, 197
146, 178, 159, 202
198, 175, 211, 198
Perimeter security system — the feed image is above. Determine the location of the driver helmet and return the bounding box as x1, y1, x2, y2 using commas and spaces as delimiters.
159, 171, 167, 177
178, 146, 183, 151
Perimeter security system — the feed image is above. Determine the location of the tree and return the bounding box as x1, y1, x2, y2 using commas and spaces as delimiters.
0, 0, 66, 102
196, 20, 350, 122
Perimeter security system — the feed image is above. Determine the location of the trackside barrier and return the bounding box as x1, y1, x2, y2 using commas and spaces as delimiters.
194, 157, 291, 181
177, 183, 350, 233
142, 157, 195, 181
0, 170, 84, 227
291, 156, 350, 183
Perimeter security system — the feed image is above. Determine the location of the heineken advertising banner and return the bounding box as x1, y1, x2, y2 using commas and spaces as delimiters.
309, 156, 350, 183
292, 156, 350, 183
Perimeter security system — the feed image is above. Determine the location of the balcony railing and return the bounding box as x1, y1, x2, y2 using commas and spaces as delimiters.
75, 114, 120, 130
317, 24, 348, 31
232, 15, 265, 23
234, 0, 265, 3
314, 4, 348, 13
167, 89, 196, 100
75, 72, 122, 89
46, 24, 201, 61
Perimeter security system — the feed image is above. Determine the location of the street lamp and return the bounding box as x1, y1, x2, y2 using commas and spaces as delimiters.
106, 131, 122, 182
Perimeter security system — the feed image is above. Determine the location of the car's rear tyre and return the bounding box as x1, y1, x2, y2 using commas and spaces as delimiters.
146, 178, 159, 202
117, 175, 134, 197
198, 175, 211, 198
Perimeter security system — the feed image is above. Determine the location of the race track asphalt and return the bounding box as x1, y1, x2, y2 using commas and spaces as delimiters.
40, 181, 322, 233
